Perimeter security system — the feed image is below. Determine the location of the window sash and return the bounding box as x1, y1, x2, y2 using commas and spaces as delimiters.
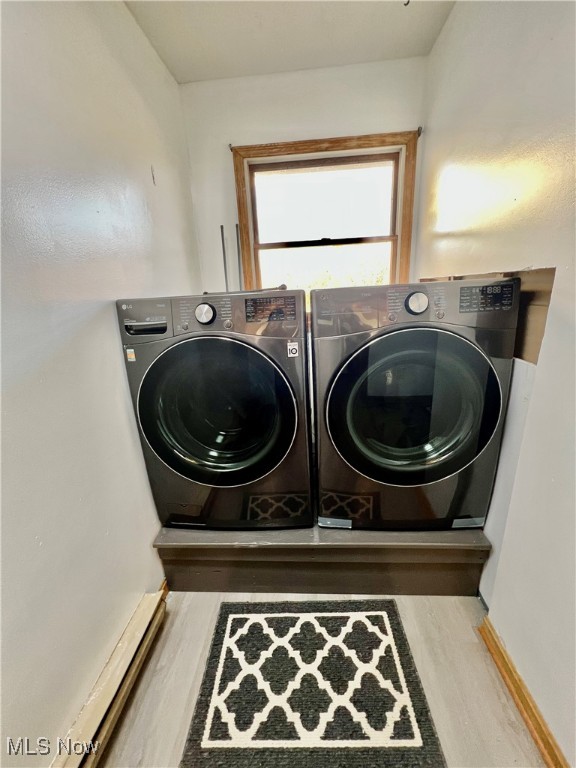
251, 152, 399, 246
258, 235, 397, 250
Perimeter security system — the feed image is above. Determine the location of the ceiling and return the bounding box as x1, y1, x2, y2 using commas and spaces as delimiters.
126, 1, 455, 84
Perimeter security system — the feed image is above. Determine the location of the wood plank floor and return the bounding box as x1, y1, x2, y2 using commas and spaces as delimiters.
100, 593, 544, 768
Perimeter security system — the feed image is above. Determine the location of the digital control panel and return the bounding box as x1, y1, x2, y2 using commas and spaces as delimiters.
311, 279, 520, 338
459, 283, 515, 313
245, 295, 297, 323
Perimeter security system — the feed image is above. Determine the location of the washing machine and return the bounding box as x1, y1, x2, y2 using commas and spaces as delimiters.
117, 290, 313, 529
311, 278, 521, 530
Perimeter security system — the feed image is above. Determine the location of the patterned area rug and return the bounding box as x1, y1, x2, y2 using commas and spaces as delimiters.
180, 600, 446, 768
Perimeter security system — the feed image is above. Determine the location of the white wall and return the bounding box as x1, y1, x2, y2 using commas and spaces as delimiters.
415, 2, 575, 763
181, 58, 425, 291
479, 359, 536, 606
1, 2, 201, 764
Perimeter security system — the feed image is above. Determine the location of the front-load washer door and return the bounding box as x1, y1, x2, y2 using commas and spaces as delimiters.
138, 337, 298, 487
326, 328, 502, 486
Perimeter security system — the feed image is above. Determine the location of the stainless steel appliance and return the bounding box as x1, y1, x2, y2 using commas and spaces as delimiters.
310, 279, 521, 529
117, 290, 313, 529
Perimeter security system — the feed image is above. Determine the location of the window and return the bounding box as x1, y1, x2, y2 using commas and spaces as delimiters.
232, 132, 419, 292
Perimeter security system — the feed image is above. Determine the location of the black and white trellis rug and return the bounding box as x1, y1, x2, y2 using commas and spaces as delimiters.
180, 600, 446, 768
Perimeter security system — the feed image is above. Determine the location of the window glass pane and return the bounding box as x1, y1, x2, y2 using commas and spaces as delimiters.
254, 163, 394, 243
259, 242, 392, 295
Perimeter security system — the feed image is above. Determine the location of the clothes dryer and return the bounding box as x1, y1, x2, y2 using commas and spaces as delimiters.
311, 279, 520, 529
117, 290, 313, 529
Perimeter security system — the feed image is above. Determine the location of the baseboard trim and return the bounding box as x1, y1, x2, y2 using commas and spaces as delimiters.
478, 617, 569, 768
51, 590, 166, 768
159, 577, 170, 599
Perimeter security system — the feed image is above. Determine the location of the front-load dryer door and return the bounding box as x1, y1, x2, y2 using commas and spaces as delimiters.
326, 328, 502, 486
138, 337, 298, 487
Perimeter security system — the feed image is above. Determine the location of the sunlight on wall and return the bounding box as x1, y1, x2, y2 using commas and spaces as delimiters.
433, 160, 546, 233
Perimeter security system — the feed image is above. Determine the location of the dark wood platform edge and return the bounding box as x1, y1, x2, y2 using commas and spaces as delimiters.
154, 529, 491, 596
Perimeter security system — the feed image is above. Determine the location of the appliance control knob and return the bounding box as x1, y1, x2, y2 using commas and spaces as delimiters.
194, 303, 216, 325
405, 292, 429, 315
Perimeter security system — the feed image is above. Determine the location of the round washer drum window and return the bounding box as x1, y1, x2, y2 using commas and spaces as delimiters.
138, 337, 298, 487
326, 328, 502, 487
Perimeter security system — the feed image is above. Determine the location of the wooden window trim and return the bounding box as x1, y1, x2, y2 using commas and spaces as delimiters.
232, 131, 419, 290
250, 151, 400, 174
